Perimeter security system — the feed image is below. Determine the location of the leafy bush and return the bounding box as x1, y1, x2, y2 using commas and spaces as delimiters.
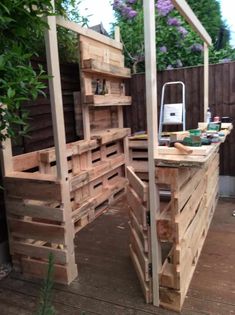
112, 0, 235, 72
0, 1, 52, 141
0, 0, 88, 141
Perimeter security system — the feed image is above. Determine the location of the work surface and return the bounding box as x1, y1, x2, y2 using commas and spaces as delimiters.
0, 197, 234, 315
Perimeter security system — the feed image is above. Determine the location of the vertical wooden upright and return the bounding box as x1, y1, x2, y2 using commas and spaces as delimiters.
204, 42, 209, 122
44, 1, 77, 282
143, 0, 161, 306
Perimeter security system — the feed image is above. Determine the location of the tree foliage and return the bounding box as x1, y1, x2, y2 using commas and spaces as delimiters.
0, 0, 87, 141
0, 1, 52, 141
112, 0, 235, 73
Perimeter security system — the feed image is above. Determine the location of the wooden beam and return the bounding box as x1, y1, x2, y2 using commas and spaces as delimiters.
56, 17, 123, 50
44, 1, 77, 283
0, 138, 13, 176
114, 26, 121, 43
172, 0, 212, 46
44, 14, 69, 181
143, 0, 162, 306
204, 42, 209, 122
0, 104, 13, 176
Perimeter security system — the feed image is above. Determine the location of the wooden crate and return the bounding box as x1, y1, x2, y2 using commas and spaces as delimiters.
127, 148, 219, 312
4, 130, 129, 284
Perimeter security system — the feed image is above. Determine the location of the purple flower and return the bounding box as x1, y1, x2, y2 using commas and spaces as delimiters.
167, 65, 174, 70
156, 0, 174, 16
167, 17, 181, 26
219, 58, 231, 63
160, 46, 167, 53
127, 0, 137, 3
127, 9, 137, 19
190, 43, 204, 52
113, 0, 122, 10
121, 5, 132, 17
177, 26, 188, 37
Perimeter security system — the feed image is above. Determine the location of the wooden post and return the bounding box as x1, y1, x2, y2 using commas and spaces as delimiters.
0, 104, 13, 176
44, 1, 77, 282
0, 138, 13, 177
114, 26, 124, 128
114, 26, 121, 42
204, 42, 209, 122
143, 0, 162, 306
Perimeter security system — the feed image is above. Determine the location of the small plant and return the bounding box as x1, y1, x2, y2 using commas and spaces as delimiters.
35, 253, 55, 315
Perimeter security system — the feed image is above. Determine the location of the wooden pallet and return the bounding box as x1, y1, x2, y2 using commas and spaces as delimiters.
127, 150, 219, 312
5, 132, 129, 283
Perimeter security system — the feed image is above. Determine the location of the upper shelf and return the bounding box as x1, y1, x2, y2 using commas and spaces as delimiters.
84, 94, 132, 107
82, 59, 131, 78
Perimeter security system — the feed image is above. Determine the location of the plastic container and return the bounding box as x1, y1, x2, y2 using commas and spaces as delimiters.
206, 108, 211, 123
189, 129, 201, 136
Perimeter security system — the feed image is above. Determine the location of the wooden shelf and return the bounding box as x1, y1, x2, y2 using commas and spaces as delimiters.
84, 94, 132, 107
82, 59, 131, 78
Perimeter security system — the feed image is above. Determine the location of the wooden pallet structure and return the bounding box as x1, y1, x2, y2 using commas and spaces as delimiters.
0, 16, 131, 284
127, 137, 220, 311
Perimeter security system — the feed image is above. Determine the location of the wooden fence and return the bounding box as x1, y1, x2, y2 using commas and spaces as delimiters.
12, 60, 80, 155
124, 62, 235, 176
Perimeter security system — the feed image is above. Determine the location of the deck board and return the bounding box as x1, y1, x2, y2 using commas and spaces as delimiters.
0, 198, 234, 315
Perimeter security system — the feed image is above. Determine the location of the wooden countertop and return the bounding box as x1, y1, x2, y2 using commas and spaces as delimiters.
154, 143, 219, 167
154, 128, 232, 167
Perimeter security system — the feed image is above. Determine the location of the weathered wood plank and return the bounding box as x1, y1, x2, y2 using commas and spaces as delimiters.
84, 95, 132, 107
82, 59, 131, 78
8, 219, 65, 244
4, 174, 61, 202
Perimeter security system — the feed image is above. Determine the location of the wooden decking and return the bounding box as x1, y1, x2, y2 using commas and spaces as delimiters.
0, 197, 234, 315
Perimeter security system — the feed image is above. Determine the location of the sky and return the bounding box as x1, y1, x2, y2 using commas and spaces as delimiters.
79, 0, 235, 47
79, 0, 114, 31
220, 0, 235, 47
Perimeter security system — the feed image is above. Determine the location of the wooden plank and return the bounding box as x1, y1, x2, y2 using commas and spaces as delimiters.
45, 10, 69, 182
56, 17, 122, 50
154, 148, 217, 167
72, 139, 98, 155
160, 287, 181, 312
204, 43, 209, 122
175, 176, 206, 240
80, 36, 124, 67
129, 210, 149, 253
8, 218, 65, 244
172, 0, 212, 45
130, 225, 150, 282
143, 0, 161, 305
45, 4, 77, 283
13, 151, 38, 171
70, 154, 125, 192
126, 166, 148, 202
84, 95, 132, 106
82, 59, 131, 78
160, 260, 175, 288
174, 167, 205, 212
10, 241, 68, 265
129, 244, 152, 304
126, 186, 148, 229
21, 257, 70, 284
91, 128, 130, 145
6, 199, 64, 222
4, 175, 61, 202
157, 145, 213, 156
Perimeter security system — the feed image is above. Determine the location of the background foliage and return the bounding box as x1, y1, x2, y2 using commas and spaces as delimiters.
0, 0, 88, 141
112, 0, 235, 72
